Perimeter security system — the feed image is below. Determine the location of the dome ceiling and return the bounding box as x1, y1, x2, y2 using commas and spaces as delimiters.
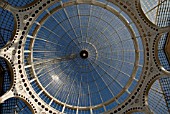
24, 3, 143, 110
0, 0, 169, 114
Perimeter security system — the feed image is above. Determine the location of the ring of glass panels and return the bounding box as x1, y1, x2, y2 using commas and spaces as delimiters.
24, 1, 144, 112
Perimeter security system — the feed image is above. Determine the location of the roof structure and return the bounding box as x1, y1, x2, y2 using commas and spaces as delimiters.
0, 0, 170, 114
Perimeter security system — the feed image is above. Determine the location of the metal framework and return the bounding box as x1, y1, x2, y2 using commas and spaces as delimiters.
0, 0, 170, 114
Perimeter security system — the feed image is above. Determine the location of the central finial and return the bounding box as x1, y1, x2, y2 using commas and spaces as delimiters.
80, 50, 88, 59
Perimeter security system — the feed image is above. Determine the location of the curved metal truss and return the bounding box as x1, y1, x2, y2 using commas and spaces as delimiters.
0, 0, 170, 114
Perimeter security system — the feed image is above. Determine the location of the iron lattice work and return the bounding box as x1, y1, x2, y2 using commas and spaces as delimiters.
0, 0, 170, 114
141, 0, 170, 112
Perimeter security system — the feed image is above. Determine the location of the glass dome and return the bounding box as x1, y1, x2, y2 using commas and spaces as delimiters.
0, 8, 15, 48
24, 1, 144, 113
5, 0, 35, 7
1, 97, 33, 114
